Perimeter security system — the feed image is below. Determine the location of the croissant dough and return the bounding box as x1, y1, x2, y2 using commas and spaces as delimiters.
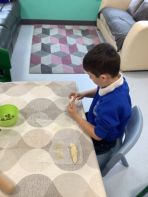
70, 143, 78, 164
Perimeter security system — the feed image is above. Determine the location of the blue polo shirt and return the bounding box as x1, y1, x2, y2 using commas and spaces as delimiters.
87, 77, 131, 142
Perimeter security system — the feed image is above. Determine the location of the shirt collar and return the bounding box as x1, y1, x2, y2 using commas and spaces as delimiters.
99, 73, 124, 96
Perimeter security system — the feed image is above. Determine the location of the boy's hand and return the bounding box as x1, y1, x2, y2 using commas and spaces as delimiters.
67, 102, 79, 120
69, 92, 84, 101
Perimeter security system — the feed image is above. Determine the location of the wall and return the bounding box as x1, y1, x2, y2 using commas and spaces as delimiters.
20, 0, 101, 21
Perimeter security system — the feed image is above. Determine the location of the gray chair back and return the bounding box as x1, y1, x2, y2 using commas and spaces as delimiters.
120, 105, 143, 155
99, 105, 143, 177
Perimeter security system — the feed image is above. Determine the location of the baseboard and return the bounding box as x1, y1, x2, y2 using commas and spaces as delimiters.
21, 19, 96, 26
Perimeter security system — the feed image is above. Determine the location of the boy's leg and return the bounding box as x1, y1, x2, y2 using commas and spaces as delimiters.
92, 138, 116, 155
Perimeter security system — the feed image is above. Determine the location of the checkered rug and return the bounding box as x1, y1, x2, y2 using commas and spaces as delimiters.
29, 25, 100, 74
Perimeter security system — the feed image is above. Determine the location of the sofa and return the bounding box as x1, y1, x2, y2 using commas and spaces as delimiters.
0, 0, 21, 56
97, 0, 148, 71
0, 0, 20, 82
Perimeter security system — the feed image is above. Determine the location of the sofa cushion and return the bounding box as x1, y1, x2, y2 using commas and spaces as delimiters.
0, 0, 20, 56
0, 26, 11, 49
0, 2, 20, 29
100, 7, 135, 51
0, 0, 10, 3
127, 0, 144, 15
133, 0, 148, 20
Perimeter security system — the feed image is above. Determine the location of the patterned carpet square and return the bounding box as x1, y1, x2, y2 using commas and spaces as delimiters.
29, 25, 100, 74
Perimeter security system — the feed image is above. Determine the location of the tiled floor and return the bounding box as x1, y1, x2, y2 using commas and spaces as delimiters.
11, 25, 148, 197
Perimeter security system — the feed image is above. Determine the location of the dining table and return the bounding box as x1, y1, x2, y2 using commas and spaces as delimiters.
0, 81, 107, 197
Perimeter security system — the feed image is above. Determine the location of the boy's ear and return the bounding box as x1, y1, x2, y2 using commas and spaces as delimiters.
99, 74, 108, 81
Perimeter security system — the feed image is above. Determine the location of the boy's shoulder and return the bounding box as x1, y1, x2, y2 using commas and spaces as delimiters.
100, 81, 130, 104
102, 78, 129, 96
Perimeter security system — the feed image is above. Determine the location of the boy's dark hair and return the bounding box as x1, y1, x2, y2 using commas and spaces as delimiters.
83, 43, 120, 77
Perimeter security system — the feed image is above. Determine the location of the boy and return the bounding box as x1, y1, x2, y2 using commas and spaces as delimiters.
67, 43, 131, 155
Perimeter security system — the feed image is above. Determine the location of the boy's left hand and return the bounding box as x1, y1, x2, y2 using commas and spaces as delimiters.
67, 102, 78, 120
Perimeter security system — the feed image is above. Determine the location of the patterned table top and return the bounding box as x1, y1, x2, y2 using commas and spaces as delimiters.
0, 81, 106, 197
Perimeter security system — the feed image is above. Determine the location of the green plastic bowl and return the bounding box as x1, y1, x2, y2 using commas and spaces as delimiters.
0, 104, 19, 127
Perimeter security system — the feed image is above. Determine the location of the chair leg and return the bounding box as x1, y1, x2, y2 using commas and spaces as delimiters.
121, 156, 129, 167
101, 166, 110, 177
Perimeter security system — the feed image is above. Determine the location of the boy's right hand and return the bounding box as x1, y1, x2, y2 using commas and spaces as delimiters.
69, 92, 84, 101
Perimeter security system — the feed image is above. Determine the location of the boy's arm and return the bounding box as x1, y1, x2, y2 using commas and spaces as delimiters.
67, 103, 102, 141
81, 88, 98, 98
69, 88, 98, 101
74, 114, 102, 141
